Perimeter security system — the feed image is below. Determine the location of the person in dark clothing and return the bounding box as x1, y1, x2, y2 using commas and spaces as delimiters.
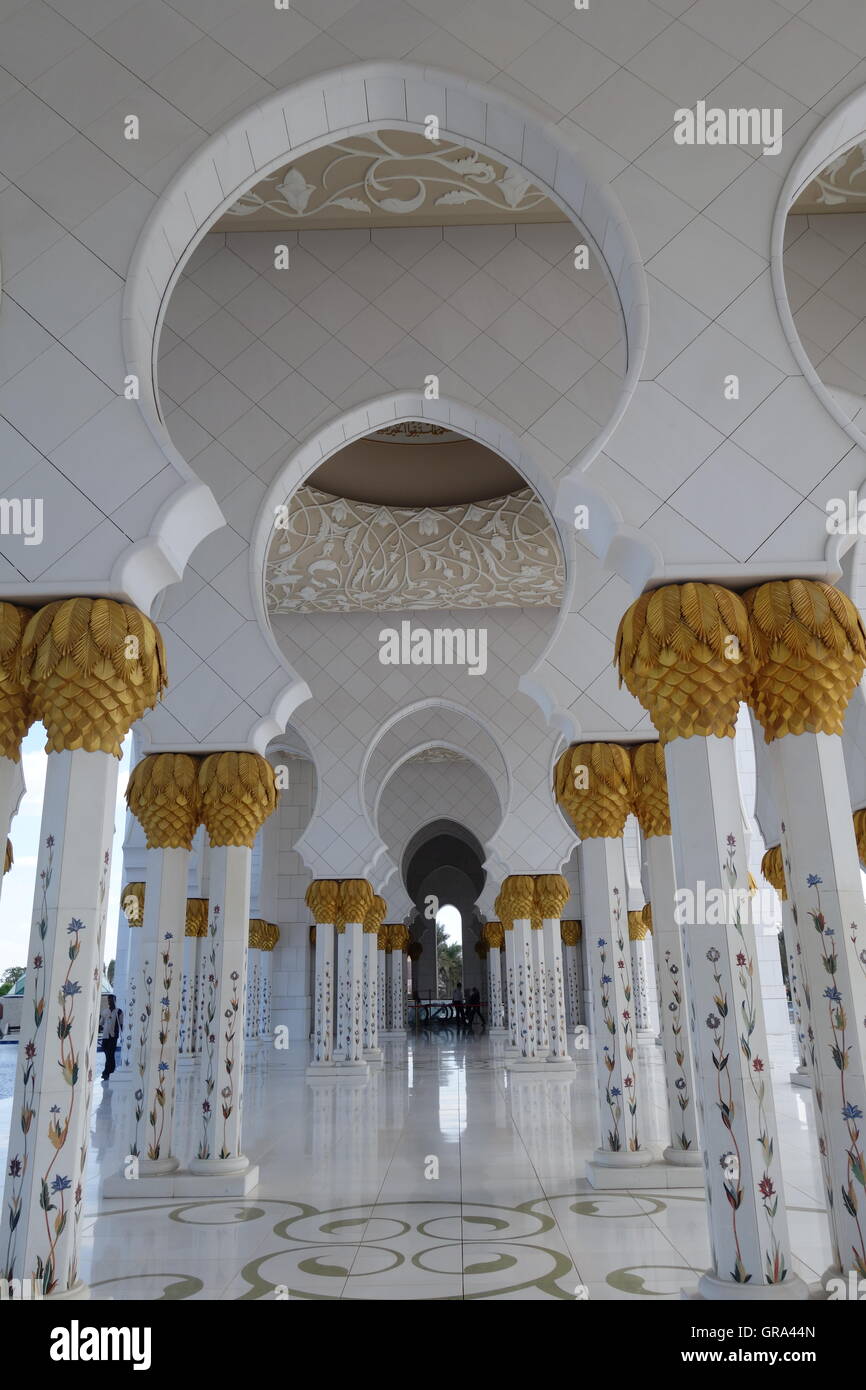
101, 994, 123, 1080
465, 986, 484, 1027
451, 982, 465, 1024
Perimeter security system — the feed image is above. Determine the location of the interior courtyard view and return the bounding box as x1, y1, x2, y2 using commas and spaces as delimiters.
3, 0, 866, 1324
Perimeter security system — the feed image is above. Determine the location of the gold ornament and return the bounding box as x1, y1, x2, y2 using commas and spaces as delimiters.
388, 923, 410, 951
249, 917, 269, 949
185, 898, 208, 937
377, 928, 389, 951
535, 873, 569, 919
482, 922, 504, 949
493, 892, 509, 931
3, 838, 11, 875
748, 871, 757, 896
615, 583, 753, 742
554, 742, 632, 839
22, 597, 166, 756
122, 882, 145, 926
631, 742, 671, 838
306, 879, 339, 925
126, 752, 201, 850
262, 923, 280, 951
337, 879, 374, 928
199, 751, 277, 848
309, 924, 316, 947
500, 874, 535, 920
760, 846, 787, 900
854, 808, 866, 869
475, 940, 489, 959
641, 904, 652, 935
0, 603, 33, 761
363, 894, 386, 933
628, 909, 648, 941
560, 920, 581, 945
744, 580, 866, 741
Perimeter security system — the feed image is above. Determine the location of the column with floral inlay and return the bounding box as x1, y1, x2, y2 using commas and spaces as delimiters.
555, 743, 653, 1181
746, 579, 866, 1285
337, 880, 373, 1071
306, 882, 339, 1075
178, 899, 207, 1066
482, 922, 506, 1033
388, 924, 408, 1039
631, 742, 702, 1171
501, 876, 544, 1069
617, 581, 806, 1298
761, 847, 809, 1088
123, 753, 202, 1177
537, 875, 574, 1068
189, 752, 276, 1177
116, 883, 144, 1083
363, 895, 385, 1065
561, 921, 582, 1032
0, 598, 166, 1295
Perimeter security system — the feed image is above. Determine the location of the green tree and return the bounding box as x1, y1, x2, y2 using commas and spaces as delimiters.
0, 965, 24, 996
107, 959, 115, 986
436, 924, 463, 995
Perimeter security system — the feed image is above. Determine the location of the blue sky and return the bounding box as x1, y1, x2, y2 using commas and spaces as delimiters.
0, 725, 131, 977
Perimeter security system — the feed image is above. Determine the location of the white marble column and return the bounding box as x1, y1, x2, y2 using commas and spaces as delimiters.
580, 834, 653, 1176
258, 937, 274, 1039
189, 751, 275, 1182
116, 885, 144, 1083
501, 877, 544, 1070
245, 944, 259, 1044
337, 881, 373, 1071
483, 924, 505, 1034
502, 919, 518, 1053
766, 732, 866, 1279
363, 895, 384, 1065
745, 577, 866, 1283
536, 875, 573, 1068
377, 936, 387, 1036
530, 919, 549, 1053
761, 848, 810, 1088
0, 597, 168, 1293
617, 582, 807, 1299
634, 751, 702, 1169
178, 931, 195, 1058
1, 749, 117, 1294
561, 924, 582, 1030
306, 881, 338, 1076
388, 928, 407, 1038
129, 843, 189, 1175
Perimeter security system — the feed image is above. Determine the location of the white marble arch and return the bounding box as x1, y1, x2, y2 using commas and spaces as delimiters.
125, 60, 651, 574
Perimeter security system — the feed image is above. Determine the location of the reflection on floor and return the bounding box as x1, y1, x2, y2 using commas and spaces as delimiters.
0, 1028, 830, 1300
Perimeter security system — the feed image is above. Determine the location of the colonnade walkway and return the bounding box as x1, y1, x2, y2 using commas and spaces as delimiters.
0, 1029, 828, 1301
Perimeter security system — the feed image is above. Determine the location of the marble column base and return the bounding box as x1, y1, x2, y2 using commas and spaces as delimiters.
363, 1047, 384, 1067
138, 1155, 180, 1178
489, 1027, 508, 1036
637, 1029, 656, 1044
586, 1149, 695, 1189
306, 1061, 337, 1079
176, 1054, 199, 1069
338, 1059, 369, 1078
46, 1281, 90, 1301
505, 1055, 552, 1073
691, 1271, 810, 1302
380, 1029, 406, 1040
544, 1055, 576, 1070
662, 1145, 704, 1169
790, 1067, 812, 1089
102, 1163, 259, 1198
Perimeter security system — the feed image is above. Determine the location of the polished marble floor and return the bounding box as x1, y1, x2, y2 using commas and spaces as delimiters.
0, 1027, 831, 1300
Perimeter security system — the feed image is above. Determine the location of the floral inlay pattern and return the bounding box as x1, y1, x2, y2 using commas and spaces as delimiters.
265, 487, 563, 613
